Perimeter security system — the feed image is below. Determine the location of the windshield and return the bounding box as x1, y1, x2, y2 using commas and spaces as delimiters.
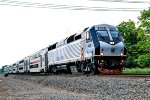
110, 31, 122, 42
110, 31, 120, 37
96, 30, 110, 41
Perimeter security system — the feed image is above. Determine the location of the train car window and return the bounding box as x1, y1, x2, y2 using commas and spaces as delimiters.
48, 46, 52, 51
13, 64, 16, 66
75, 34, 81, 40
30, 64, 38, 69
19, 67, 23, 70
86, 32, 90, 40
51, 43, 57, 49
67, 34, 76, 43
86, 32, 92, 42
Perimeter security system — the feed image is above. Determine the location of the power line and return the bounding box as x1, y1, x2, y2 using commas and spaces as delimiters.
89, 0, 150, 4
0, 0, 147, 12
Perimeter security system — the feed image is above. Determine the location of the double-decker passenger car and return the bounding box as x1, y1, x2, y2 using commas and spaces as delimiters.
8, 65, 13, 74
17, 59, 26, 73
27, 49, 48, 73
12, 63, 18, 74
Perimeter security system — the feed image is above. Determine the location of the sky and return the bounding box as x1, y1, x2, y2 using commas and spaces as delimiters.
0, 0, 149, 68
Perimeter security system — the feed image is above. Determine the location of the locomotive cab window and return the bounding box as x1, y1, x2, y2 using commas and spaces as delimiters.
86, 32, 92, 42
110, 31, 120, 37
110, 30, 122, 42
96, 30, 109, 41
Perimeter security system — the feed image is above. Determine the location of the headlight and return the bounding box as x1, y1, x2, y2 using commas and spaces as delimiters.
121, 53, 123, 55
110, 41, 114, 45
101, 53, 104, 55
121, 49, 124, 55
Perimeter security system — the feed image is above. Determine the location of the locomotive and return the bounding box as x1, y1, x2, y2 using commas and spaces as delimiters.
8, 24, 126, 75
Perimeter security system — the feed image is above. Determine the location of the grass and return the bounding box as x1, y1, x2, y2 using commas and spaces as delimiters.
123, 68, 150, 74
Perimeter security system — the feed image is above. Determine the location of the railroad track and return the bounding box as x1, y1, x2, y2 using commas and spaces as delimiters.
99, 74, 150, 78
9, 73, 150, 78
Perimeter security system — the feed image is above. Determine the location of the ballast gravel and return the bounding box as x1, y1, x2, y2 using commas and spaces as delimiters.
0, 74, 150, 100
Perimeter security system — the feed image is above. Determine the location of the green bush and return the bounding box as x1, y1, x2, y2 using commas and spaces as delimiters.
136, 55, 150, 68
126, 56, 139, 68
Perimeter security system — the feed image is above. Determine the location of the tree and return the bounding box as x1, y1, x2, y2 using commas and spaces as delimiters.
117, 20, 139, 68
1, 65, 8, 73
117, 20, 138, 46
138, 7, 150, 36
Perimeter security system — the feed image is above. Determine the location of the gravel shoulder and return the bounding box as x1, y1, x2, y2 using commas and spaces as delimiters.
0, 74, 150, 100
0, 74, 95, 100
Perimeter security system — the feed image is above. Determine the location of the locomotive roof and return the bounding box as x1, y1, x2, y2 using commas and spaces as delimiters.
95, 24, 116, 28
85, 24, 117, 31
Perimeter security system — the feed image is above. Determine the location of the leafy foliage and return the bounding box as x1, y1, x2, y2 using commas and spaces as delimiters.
138, 7, 150, 35
0, 65, 8, 73
117, 7, 150, 68
117, 20, 138, 45
136, 55, 150, 68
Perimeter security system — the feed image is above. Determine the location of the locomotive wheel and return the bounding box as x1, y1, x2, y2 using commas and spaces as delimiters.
76, 63, 82, 72
52, 66, 58, 74
66, 65, 72, 74
81, 63, 89, 75
87, 63, 98, 75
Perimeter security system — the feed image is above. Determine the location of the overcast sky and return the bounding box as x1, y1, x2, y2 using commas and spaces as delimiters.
0, 0, 149, 68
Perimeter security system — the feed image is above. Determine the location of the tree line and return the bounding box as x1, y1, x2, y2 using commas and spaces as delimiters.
117, 7, 150, 68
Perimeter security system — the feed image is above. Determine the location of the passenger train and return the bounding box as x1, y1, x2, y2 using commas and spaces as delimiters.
8, 24, 127, 75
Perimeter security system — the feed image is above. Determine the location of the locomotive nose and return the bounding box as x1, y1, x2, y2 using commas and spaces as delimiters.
100, 41, 124, 56
111, 47, 115, 53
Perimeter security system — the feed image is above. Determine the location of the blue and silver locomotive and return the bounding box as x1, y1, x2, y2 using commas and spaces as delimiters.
47, 24, 126, 74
